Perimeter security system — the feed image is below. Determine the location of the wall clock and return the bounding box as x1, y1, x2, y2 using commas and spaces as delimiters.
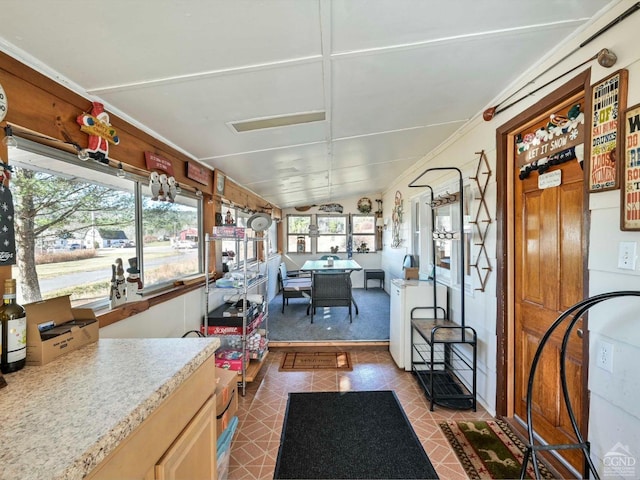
0, 83, 7, 123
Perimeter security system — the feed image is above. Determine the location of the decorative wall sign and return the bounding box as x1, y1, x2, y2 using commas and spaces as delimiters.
186, 162, 209, 186
0, 181, 16, 265
391, 190, 403, 248
588, 69, 628, 192
215, 171, 225, 195
621, 103, 640, 230
516, 103, 585, 167
76, 102, 120, 164
144, 151, 175, 176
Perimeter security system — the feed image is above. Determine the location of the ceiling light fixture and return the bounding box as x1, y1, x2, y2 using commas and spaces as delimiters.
230, 111, 325, 133
116, 162, 126, 178
2, 125, 18, 149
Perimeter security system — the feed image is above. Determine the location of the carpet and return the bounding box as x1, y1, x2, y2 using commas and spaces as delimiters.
269, 288, 390, 342
439, 419, 555, 479
279, 351, 352, 371
274, 391, 439, 479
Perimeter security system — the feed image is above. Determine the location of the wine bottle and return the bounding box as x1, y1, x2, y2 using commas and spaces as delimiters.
0, 278, 27, 373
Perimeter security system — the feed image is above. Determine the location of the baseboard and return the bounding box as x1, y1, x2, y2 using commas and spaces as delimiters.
270, 341, 389, 351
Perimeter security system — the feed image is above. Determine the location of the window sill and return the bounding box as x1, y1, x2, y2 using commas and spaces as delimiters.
96, 279, 204, 329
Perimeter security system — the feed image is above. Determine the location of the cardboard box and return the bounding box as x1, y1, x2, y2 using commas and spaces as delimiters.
215, 367, 238, 438
25, 295, 99, 366
404, 267, 419, 280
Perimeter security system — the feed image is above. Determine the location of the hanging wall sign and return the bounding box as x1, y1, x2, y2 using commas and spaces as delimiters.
186, 162, 209, 186
0, 179, 16, 265
588, 69, 628, 192
516, 103, 585, 167
144, 151, 175, 176
621, 103, 640, 230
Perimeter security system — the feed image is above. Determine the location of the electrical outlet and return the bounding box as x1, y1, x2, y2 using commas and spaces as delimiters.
617, 242, 637, 270
596, 341, 614, 372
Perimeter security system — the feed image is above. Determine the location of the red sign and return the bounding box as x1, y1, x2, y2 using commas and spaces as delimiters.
144, 151, 175, 176
186, 162, 210, 186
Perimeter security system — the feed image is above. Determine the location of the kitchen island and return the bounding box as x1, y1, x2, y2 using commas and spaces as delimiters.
0, 337, 220, 480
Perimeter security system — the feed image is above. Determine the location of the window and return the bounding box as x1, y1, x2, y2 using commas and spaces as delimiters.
317, 215, 347, 253
352, 215, 376, 252
220, 206, 258, 267
9, 139, 202, 307
287, 215, 311, 253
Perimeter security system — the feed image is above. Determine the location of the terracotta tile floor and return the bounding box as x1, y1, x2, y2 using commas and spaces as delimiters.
228, 349, 491, 479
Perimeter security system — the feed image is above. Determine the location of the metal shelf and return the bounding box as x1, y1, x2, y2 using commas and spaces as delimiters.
204, 231, 269, 396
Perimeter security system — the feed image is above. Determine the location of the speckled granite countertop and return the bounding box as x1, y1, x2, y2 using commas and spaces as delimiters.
0, 337, 220, 480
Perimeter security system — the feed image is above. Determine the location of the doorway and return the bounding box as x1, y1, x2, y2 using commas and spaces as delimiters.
495, 71, 591, 473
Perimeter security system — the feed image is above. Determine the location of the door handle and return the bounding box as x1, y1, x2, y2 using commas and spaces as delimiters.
576, 328, 583, 338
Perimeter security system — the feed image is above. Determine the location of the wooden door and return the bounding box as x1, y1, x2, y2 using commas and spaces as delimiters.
514, 154, 586, 470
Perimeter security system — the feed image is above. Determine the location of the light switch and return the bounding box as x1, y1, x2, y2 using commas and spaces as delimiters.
617, 241, 637, 270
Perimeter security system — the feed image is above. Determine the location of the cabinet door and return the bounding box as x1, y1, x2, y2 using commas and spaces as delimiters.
156, 396, 217, 480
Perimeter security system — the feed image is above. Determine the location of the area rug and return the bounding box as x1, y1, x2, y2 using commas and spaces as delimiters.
274, 391, 439, 479
279, 351, 352, 371
439, 419, 554, 479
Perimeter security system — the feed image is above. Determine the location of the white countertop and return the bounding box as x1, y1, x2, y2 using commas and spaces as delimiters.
0, 337, 220, 480
391, 278, 432, 287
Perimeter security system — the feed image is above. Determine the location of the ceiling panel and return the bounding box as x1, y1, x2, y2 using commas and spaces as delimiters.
98, 60, 326, 158
331, 0, 606, 53
2, 0, 322, 88
332, 23, 585, 138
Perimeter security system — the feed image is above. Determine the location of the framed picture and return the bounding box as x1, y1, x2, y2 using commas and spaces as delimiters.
588, 69, 628, 192
215, 171, 225, 196
621, 103, 640, 230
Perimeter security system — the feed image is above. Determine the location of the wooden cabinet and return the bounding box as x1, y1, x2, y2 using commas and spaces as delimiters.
156, 396, 216, 480
87, 355, 217, 480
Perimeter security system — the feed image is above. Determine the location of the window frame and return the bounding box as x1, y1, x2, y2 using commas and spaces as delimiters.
316, 214, 348, 253
286, 214, 312, 253
351, 214, 377, 253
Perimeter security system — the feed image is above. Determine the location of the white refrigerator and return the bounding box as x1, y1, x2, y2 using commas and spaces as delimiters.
389, 279, 447, 371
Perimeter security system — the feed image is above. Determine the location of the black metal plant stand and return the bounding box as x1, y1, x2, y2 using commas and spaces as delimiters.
520, 290, 640, 480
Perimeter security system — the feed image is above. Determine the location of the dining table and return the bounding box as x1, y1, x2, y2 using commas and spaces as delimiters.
301, 259, 363, 314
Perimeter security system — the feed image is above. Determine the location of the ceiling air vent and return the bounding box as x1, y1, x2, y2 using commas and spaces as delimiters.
231, 111, 325, 133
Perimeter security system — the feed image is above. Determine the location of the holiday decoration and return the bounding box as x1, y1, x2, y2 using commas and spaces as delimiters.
109, 258, 127, 308
357, 197, 372, 214
125, 257, 143, 302
76, 102, 120, 164
0, 165, 16, 265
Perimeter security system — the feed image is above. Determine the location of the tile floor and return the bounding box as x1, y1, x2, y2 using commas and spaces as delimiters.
228, 349, 491, 479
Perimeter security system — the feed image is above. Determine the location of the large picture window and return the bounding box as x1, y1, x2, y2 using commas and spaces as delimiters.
9, 139, 202, 307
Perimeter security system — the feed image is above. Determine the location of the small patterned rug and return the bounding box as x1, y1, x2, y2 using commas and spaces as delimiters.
439, 419, 555, 479
279, 351, 352, 371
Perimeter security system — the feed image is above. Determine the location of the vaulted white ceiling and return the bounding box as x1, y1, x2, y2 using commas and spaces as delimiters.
0, 0, 612, 208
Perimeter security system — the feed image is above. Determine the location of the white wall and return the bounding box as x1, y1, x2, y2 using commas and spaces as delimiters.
380, 2, 640, 476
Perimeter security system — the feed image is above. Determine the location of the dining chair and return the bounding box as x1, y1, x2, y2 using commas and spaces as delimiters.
278, 263, 312, 313
319, 254, 340, 260
309, 271, 352, 323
